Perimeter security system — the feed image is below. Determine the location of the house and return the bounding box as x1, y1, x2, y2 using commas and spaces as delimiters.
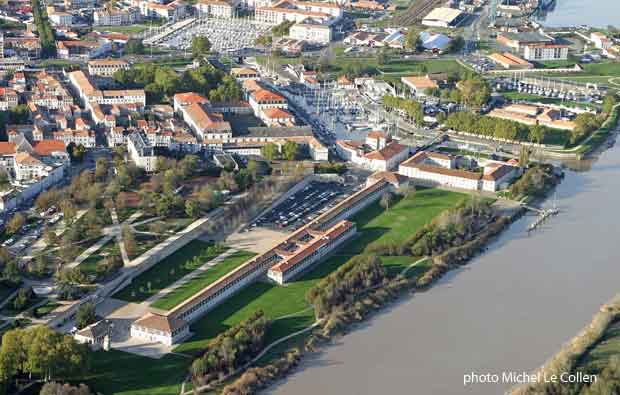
180, 102, 232, 141
401, 75, 439, 96
230, 67, 259, 81
74, 320, 112, 350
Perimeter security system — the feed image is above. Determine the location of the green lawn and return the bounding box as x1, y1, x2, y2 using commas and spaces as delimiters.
79, 239, 120, 278
33, 301, 61, 318
93, 24, 154, 34
151, 250, 257, 311
113, 240, 226, 303
87, 350, 188, 395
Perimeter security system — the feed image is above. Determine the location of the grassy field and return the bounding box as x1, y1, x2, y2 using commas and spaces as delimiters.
151, 250, 257, 311
93, 24, 161, 34
94, 188, 464, 394
87, 350, 188, 395
113, 240, 226, 303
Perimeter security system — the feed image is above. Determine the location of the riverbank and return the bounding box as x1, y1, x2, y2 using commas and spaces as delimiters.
511, 297, 620, 395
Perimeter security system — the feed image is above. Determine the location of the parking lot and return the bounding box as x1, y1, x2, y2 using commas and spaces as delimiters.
251, 181, 346, 231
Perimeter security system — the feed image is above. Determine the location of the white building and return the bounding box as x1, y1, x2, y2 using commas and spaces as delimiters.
398, 151, 519, 192
289, 22, 332, 44
93, 8, 140, 26
336, 139, 410, 172
127, 132, 157, 171
591, 32, 613, 50
523, 43, 569, 61
255, 0, 342, 25
130, 313, 189, 346
195, 0, 235, 18
0, 88, 19, 111
87, 59, 130, 77
422, 7, 464, 28
49, 11, 73, 26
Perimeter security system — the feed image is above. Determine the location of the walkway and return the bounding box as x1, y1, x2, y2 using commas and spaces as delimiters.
65, 209, 144, 269
145, 247, 239, 304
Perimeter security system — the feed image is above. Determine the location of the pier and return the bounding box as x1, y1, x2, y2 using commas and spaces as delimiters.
523, 204, 560, 233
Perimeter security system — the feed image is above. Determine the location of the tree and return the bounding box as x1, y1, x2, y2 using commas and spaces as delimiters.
405, 27, 422, 51
458, 78, 490, 109
75, 303, 96, 329
95, 158, 109, 181
448, 36, 465, 53
376, 49, 388, 66
380, 192, 394, 210
531, 125, 546, 145
12, 287, 33, 311
185, 199, 201, 219
602, 93, 618, 114
122, 225, 136, 257
519, 146, 530, 168
192, 36, 212, 59
261, 143, 279, 161
282, 141, 299, 161
124, 39, 145, 55
6, 213, 25, 235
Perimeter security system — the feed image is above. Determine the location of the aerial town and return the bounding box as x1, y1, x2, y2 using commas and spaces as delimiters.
0, 0, 620, 394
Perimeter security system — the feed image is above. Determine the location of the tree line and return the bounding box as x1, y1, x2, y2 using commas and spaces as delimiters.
508, 164, 559, 200
445, 111, 554, 144
31, 0, 56, 58
0, 326, 90, 394
307, 255, 388, 319
191, 311, 270, 386
383, 95, 424, 125
113, 63, 241, 105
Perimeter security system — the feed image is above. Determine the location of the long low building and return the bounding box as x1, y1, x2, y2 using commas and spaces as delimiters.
130, 174, 397, 345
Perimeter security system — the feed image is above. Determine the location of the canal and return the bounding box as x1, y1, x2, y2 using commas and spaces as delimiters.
265, 146, 620, 394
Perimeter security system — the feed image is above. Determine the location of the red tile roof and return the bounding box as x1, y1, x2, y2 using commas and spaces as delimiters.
0, 142, 16, 156
33, 140, 67, 156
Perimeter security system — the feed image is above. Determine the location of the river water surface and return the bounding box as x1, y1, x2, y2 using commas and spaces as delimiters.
538, 0, 620, 28
266, 144, 620, 394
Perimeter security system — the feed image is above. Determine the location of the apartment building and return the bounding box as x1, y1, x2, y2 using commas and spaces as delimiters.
195, 0, 235, 18
0, 88, 19, 110
127, 132, 157, 171
87, 59, 130, 77
289, 22, 332, 44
